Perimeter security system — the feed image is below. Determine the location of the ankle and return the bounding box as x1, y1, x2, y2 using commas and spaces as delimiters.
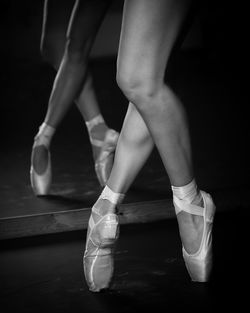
172, 179, 203, 207
93, 185, 125, 215
34, 123, 55, 147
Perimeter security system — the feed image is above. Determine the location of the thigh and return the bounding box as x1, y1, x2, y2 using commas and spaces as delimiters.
117, 0, 193, 85
41, 0, 75, 54
41, 0, 113, 59
66, 0, 113, 53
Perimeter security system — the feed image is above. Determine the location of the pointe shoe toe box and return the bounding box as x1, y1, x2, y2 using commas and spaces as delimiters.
84, 213, 120, 292
84, 248, 114, 292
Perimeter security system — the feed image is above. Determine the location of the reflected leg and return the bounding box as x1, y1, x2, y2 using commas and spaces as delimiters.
31, 0, 117, 195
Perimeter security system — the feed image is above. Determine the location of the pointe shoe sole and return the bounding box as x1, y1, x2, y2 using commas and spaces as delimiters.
30, 145, 52, 196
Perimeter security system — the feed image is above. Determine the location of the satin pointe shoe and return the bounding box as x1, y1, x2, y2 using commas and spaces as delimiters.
83, 186, 124, 292
30, 123, 55, 196
173, 191, 216, 282
30, 124, 54, 196
30, 139, 51, 196
91, 129, 119, 187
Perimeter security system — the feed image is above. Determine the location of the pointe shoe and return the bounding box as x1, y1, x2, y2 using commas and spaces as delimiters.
30, 123, 54, 196
91, 129, 119, 187
83, 186, 124, 292
30, 123, 55, 196
30, 140, 52, 196
173, 191, 216, 282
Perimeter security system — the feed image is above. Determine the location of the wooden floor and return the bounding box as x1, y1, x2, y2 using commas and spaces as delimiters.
1, 208, 249, 313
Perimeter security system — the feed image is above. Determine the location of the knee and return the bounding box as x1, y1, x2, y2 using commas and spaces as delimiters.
116, 69, 185, 120
116, 70, 161, 113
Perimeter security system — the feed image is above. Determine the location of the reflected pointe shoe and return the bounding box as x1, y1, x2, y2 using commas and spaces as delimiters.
173, 191, 216, 282
30, 144, 51, 196
83, 186, 124, 292
30, 123, 54, 196
86, 116, 119, 187
93, 129, 119, 187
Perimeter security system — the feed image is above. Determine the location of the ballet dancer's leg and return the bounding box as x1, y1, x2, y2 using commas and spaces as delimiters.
116, 0, 206, 252
84, 0, 215, 290
108, 102, 154, 192
40, 0, 112, 127
31, 0, 117, 194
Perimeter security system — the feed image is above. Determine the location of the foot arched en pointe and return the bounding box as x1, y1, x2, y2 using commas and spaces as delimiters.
173, 191, 216, 282
86, 115, 119, 187
83, 186, 125, 292
30, 123, 54, 196
30, 119, 119, 195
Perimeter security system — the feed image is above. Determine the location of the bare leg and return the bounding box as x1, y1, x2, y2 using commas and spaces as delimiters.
107, 0, 203, 254
108, 102, 154, 193
31, 0, 117, 194
116, 0, 193, 187
84, 0, 215, 291
42, 0, 112, 129
41, 0, 105, 123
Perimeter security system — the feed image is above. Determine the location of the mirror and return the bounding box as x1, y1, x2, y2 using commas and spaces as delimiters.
1, 0, 249, 240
